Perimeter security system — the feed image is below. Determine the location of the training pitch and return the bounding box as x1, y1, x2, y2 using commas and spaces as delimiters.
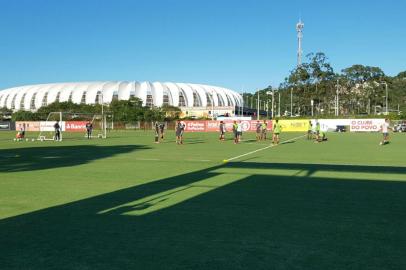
0, 131, 405, 269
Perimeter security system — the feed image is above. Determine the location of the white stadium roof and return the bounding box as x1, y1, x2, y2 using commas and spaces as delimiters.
0, 81, 242, 111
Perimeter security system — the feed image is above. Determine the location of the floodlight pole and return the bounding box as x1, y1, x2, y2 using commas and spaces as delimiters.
335, 80, 339, 116
271, 89, 274, 119
211, 89, 214, 120
311, 99, 314, 116
241, 91, 244, 116
60, 111, 63, 141
290, 88, 293, 117
278, 91, 281, 117
257, 91, 260, 120
99, 91, 107, 138
381, 82, 388, 115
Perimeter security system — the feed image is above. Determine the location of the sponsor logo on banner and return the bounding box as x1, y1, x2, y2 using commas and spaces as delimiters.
186, 120, 272, 132
206, 120, 221, 132
66, 121, 87, 132
240, 120, 251, 132
40, 121, 66, 132
279, 120, 308, 132
184, 121, 206, 132
350, 119, 384, 132
16, 121, 41, 131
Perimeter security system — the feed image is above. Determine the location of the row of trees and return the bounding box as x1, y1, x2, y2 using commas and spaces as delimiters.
244, 52, 406, 118
1, 52, 404, 121
2, 97, 182, 122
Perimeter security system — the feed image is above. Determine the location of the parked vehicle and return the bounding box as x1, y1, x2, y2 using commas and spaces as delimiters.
394, 123, 406, 132
335, 125, 347, 132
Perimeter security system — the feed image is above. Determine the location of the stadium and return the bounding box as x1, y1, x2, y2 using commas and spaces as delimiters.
0, 81, 243, 112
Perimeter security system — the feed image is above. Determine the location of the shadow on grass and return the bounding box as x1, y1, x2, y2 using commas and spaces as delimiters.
0, 145, 148, 172
1, 162, 406, 269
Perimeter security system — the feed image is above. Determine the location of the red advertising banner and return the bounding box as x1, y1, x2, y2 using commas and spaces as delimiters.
183, 120, 273, 132
65, 121, 87, 132
183, 121, 206, 132
206, 120, 234, 132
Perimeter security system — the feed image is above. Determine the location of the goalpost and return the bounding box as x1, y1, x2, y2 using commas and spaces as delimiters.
37, 112, 107, 141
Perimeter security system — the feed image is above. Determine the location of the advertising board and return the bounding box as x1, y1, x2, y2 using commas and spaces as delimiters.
65, 121, 87, 132
15, 121, 41, 132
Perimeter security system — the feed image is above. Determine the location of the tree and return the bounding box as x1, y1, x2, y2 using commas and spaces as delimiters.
161, 105, 181, 120
11, 110, 40, 121
0, 107, 13, 120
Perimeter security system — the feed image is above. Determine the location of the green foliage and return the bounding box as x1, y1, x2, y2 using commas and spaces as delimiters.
244, 52, 405, 117
0, 107, 13, 120
10, 97, 179, 122
161, 105, 182, 120
11, 110, 41, 121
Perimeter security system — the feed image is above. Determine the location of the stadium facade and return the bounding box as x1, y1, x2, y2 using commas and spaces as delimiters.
0, 81, 243, 114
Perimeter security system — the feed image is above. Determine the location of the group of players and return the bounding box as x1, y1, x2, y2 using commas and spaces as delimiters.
16, 117, 391, 145
153, 119, 329, 145
218, 119, 283, 145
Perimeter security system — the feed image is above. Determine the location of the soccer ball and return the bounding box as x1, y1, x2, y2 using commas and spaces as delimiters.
13, 138, 16, 141
379, 142, 383, 145
32, 139, 35, 142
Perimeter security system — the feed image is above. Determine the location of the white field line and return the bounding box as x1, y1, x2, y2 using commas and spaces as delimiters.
135, 158, 213, 162
224, 134, 306, 162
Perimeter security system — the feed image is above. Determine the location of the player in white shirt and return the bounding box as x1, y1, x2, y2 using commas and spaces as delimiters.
236, 121, 243, 143
380, 118, 391, 145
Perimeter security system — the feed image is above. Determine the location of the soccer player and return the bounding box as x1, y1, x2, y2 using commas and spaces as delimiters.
232, 120, 238, 144
315, 121, 321, 141
307, 120, 313, 140
236, 120, 243, 143
85, 121, 93, 139
219, 121, 226, 141
175, 120, 185, 144
272, 119, 282, 145
154, 122, 160, 143
159, 122, 165, 141
21, 123, 26, 139
255, 121, 262, 141
315, 131, 328, 143
54, 121, 61, 141
261, 120, 268, 140
380, 118, 391, 145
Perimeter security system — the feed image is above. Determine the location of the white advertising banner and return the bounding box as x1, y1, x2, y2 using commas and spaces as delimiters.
349, 119, 384, 132
311, 119, 385, 132
315, 119, 353, 132
40, 121, 66, 132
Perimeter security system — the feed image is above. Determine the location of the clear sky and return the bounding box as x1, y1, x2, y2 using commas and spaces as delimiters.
1, 0, 405, 92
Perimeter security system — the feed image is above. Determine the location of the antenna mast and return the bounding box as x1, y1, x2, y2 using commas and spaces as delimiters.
296, 19, 304, 66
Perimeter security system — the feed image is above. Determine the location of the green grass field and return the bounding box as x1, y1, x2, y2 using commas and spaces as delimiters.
1, 130, 405, 269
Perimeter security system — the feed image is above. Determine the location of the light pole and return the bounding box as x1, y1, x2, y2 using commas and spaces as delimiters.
290, 88, 293, 117
311, 99, 314, 117
335, 80, 339, 116
266, 90, 272, 118
98, 91, 106, 138
266, 99, 269, 118
211, 90, 214, 120
241, 92, 244, 117
381, 82, 388, 115
278, 91, 281, 117
257, 91, 260, 120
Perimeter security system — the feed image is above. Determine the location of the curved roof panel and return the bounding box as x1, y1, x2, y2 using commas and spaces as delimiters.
0, 81, 242, 111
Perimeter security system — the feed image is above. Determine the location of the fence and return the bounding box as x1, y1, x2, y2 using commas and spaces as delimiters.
1, 119, 400, 133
